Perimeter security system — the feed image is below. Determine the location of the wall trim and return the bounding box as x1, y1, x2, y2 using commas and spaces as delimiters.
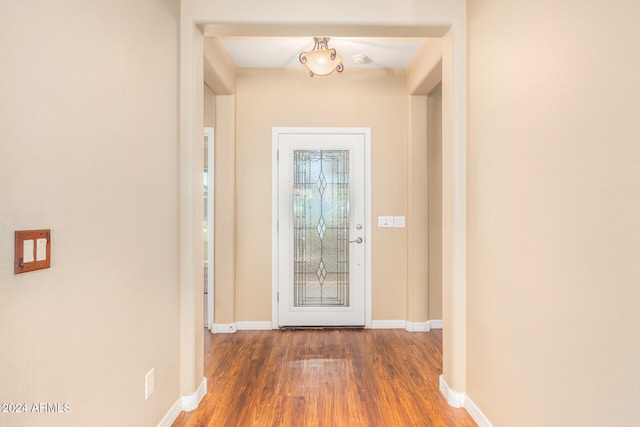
439, 375, 494, 427
212, 322, 274, 332
371, 320, 443, 331
157, 399, 182, 427
157, 377, 207, 427
182, 377, 208, 411
214, 320, 441, 332
370, 320, 407, 329
236, 321, 273, 330
439, 374, 465, 408
406, 321, 431, 332
212, 323, 238, 333
464, 395, 494, 427
430, 319, 443, 329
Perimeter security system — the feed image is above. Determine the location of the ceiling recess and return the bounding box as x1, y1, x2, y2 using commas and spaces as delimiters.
220, 37, 424, 69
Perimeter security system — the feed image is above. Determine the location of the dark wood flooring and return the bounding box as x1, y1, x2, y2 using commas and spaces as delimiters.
172, 328, 476, 427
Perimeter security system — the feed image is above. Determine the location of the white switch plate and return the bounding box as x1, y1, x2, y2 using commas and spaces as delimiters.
145, 368, 155, 400
393, 216, 406, 228
378, 216, 394, 228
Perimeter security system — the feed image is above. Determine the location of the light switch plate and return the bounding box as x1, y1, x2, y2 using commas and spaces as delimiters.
14, 229, 51, 274
378, 216, 394, 228
393, 216, 406, 228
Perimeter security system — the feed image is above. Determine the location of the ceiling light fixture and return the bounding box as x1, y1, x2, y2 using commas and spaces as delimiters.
299, 37, 344, 77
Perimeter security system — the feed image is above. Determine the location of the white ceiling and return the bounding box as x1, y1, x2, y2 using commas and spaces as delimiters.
221, 37, 424, 70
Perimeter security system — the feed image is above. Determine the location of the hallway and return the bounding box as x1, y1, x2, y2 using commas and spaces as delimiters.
172, 329, 476, 426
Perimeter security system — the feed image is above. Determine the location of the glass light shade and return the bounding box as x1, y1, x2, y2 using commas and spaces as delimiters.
299, 37, 344, 77
301, 50, 344, 76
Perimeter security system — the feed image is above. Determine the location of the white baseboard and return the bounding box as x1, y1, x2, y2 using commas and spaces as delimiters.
405, 321, 429, 332
464, 395, 494, 427
439, 375, 493, 427
182, 377, 207, 411
405, 321, 431, 332
215, 320, 442, 332
212, 323, 237, 333
439, 374, 465, 408
157, 377, 207, 427
212, 322, 274, 332
372, 319, 443, 332
430, 319, 443, 329
371, 320, 407, 329
157, 398, 182, 427
236, 321, 273, 330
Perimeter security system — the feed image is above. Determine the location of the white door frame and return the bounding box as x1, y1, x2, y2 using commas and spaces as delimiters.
272, 127, 372, 328
205, 127, 215, 331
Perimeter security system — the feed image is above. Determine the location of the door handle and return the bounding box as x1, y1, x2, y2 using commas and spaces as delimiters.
349, 237, 363, 244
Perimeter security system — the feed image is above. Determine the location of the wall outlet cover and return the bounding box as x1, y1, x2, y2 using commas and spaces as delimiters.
145, 368, 155, 400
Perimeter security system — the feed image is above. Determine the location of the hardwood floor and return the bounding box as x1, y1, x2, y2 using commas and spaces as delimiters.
172, 329, 476, 427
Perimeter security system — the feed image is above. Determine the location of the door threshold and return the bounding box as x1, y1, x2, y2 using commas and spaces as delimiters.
279, 325, 365, 330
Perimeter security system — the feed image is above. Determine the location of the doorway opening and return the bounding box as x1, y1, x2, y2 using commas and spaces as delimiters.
204, 127, 214, 330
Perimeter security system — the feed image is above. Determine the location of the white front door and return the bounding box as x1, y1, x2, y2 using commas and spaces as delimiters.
275, 128, 369, 327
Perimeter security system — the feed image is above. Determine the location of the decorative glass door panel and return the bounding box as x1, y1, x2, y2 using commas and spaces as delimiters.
293, 150, 350, 308
277, 130, 367, 327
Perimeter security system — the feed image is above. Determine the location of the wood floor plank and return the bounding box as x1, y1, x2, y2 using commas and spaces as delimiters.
172, 329, 476, 427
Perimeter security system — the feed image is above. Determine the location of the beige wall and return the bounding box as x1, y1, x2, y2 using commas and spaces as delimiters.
233, 68, 409, 321
407, 96, 430, 323
0, 1, 181, 426
428, 83, 443, 319
467, 0, 640, 426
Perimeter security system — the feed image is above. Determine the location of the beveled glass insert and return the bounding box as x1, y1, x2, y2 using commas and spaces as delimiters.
293, 150, 350, 307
